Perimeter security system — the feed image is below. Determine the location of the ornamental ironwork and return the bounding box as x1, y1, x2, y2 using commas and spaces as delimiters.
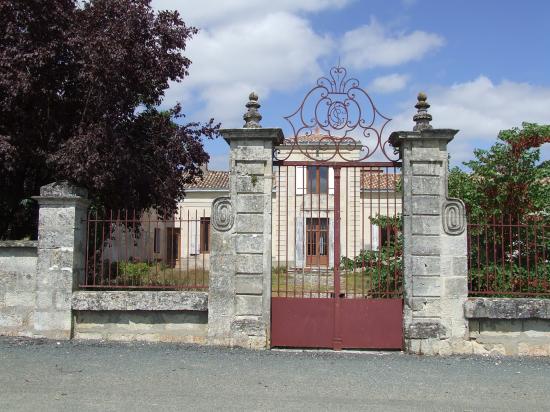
276, 65, 396, 162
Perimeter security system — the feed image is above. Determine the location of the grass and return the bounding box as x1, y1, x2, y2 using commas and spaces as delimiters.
271, 268, 402, 298
87, 263, 209, 290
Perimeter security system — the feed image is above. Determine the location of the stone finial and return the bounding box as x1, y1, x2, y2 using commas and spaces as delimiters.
413, 92, 433, 131
243, 92, 262, 128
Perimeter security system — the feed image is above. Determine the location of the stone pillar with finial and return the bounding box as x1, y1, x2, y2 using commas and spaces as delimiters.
207, 92, 283, 348
390, 93, 471, 355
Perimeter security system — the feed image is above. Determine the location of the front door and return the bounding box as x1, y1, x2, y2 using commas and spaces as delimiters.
306, 218, 329, 266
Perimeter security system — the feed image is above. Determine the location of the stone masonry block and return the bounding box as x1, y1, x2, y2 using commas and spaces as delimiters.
442, 277, 467, 298
407, 321, 446, 339
411, 196, 440, 215
235, 254, 263, 274
235, 235, 264, 254
440, 256, 468, 278
411, 236, 441, 256
411, 216, 440, 235
234, 161, 265, 176
412, 276, 441, 297
235, 295, 263, 316
0, 309, 23, 328
40, 181, 88, 198
411, 161, 441, 176
5, 292, 35, 307
411, 256, 440, 276
411, 176, 441, 196
235, 175, 265, 194
236, 194, 265, 213
232, 146, 269, 162
33, 311, 71, 332
16, 272, 35, 291
442, 235, 467, 257
54, 291, 72, 310
231, 316, 265, 337
235, 275, 263, 295
411, 297, 441, 318
236, 214, 264, 233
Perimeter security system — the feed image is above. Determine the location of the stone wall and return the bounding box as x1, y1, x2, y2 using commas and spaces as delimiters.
0, 241, 38, 336
72, 291, 208, 342
465, 298, 550, 356
74, 311, 207, 343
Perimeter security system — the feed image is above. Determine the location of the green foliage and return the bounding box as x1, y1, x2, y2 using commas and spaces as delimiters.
448, 123, 550, 297
0, 0, 220, 239
119, 261, 151, 280
470, 264, 549, 297
340, 214, 403, 297
448, 122, 550, 223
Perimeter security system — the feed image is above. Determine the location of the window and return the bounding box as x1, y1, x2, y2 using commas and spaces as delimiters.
379, 224, 397, 248
200, 217, 210, 253
153, 228, 161, 253
307, 166, 329, 194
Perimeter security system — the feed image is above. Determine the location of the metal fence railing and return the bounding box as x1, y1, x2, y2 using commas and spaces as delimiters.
467, 215, 549, 297
82, 209, 210, 290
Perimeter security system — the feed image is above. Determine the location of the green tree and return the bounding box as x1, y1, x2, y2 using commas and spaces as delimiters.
0, 0, 219, 239
449, 122, 550, 223
448, 123, 550, 296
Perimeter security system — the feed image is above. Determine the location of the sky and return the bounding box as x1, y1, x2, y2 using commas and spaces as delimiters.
151, 0, 550, 170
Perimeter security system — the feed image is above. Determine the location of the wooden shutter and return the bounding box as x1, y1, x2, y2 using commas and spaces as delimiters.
295, 166, 305, 195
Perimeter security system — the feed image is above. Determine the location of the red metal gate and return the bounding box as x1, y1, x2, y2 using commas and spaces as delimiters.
270, 66, 403, 349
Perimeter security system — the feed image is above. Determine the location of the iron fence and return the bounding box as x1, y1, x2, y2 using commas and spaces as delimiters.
82, 209, 210, 290
272, 163, 403, 299
467, 215, 549, 297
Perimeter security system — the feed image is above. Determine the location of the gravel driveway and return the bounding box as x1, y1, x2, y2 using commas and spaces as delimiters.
1, 337, 549, 411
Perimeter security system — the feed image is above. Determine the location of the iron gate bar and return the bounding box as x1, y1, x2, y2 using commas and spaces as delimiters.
333, 166, 342, 349
274, 161, 402, 168
271, 64, 403, 349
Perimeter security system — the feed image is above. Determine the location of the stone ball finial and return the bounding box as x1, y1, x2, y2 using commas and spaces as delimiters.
413, 91, 433, 131
243, 91, 262, 128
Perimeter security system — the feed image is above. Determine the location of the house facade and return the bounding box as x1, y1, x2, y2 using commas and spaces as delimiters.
172, 132, 402, 271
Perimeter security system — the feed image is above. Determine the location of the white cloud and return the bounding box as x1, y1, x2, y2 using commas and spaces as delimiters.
153, 0, 350, 26
341, 18, 444, 70
370, 73, 409, 94
157, 11, 333, 126
390, 76, 550, 164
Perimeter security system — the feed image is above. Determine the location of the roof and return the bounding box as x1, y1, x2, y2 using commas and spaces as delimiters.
183, 169, 399, 191
284, 130, 359, 145
360, 171, 400, 191
184, 170, 229, 190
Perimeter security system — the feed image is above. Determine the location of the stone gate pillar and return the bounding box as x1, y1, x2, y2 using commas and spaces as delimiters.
208, 93, 283, 348
390, 93, 469, 355
33, 182, 90, 339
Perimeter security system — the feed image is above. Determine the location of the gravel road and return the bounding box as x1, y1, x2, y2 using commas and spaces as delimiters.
1, 337, 549, 411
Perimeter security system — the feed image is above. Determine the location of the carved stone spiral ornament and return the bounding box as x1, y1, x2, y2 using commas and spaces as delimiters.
442, 199, 466, 235
212, 197, 234, 232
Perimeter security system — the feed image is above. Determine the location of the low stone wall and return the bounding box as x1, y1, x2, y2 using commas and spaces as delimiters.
74, 311, 208, 343
72, 291, 208, 343
465, 298, 550, 356
0, 241, 38, 337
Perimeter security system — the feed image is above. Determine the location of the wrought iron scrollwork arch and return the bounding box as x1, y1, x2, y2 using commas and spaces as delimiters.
275, 65, 396, 162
